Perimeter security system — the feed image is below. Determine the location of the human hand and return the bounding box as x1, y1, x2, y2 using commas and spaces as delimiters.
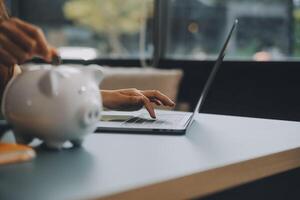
0, 18, 57, 68
101, 89, 175, 118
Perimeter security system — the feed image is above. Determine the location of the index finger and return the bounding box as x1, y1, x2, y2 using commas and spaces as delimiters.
141, 96, 156, 119
0, 20, 36, 53
142, 90, 175, 107
133, 95, 156, 119
12, 18, 52, 61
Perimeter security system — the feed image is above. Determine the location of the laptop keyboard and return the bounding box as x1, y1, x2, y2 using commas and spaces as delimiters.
122, 114, 185, 127
125, 117, 163, 124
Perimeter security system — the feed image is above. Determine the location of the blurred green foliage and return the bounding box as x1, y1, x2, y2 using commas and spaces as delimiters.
64, 0, 153, 55
294, 9, 300, 56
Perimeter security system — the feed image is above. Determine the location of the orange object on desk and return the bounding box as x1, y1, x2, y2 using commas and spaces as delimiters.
0, 143, 36, 165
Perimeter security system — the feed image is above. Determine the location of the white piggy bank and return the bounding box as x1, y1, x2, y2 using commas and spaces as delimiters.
1, 65, 103, 149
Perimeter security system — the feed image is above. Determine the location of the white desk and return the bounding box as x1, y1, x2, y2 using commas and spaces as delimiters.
1, 112, 300, 200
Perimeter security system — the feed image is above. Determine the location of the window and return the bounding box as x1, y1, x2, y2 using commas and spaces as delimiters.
9, 0, 300, 61
165, 0, 294, 61
13, 0, 154, 60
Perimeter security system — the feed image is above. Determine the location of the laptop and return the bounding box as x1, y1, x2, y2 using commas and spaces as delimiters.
96, 20, 238, 135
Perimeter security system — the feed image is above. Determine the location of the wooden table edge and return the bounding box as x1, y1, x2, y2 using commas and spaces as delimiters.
96, 147, 300, 200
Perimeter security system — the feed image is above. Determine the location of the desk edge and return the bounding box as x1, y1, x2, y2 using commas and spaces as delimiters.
97, 147, 300, 200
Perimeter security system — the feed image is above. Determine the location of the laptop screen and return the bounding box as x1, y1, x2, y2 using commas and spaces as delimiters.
192, 20, 238, 117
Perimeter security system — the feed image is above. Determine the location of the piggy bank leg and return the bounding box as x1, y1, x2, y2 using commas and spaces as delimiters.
71, 139, 84, 148
44, 141, 65, 150
14, 132, 34, 145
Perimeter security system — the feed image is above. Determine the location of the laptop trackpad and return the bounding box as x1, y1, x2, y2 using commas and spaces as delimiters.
100, 115, 135, 122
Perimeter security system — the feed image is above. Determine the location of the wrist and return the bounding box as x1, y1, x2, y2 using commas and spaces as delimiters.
101, 90, 113, 108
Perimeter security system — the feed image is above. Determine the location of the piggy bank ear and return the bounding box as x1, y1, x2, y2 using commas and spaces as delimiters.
84, 65, 104, 85
38, 70, 63, 97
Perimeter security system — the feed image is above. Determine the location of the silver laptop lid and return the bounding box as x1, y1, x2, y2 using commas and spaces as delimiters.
190, 20, 238, 121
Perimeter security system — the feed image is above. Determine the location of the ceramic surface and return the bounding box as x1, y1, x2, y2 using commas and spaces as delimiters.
1, 65, 103, 149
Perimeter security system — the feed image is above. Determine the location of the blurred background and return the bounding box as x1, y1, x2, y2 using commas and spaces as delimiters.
6, 0, 300, 61
6, 0, 300, 122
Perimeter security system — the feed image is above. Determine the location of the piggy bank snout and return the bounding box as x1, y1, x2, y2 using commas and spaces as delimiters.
80, 103, 101, 127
